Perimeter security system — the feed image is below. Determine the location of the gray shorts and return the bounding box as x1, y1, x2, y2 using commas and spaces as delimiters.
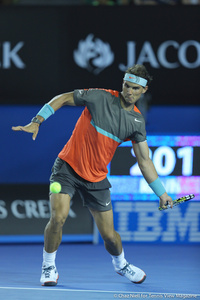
49, 157, 112, 212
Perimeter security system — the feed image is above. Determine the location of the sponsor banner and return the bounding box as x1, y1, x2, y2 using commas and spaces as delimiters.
0, 184, 93, 242
94, 201, 200, 244
0, 6, 199, 105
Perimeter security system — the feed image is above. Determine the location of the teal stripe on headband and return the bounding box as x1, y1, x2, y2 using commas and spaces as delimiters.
124, 73, 147, 87
91, 120, 123, 143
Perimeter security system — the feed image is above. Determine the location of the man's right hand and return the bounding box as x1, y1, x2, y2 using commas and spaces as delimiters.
12, 122, 40, 140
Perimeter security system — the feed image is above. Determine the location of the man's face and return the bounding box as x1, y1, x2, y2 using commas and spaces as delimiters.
121, 81, 148, 105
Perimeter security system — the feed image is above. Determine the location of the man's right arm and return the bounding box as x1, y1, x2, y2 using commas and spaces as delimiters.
35, 92, 75, 122
12, 92, 75, 140
47, 92, 75, 111
35, 92, 75, 123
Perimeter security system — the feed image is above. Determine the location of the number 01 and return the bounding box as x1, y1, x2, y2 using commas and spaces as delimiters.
130, 146, 193, 176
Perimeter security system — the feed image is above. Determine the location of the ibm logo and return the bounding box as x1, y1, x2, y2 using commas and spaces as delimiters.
114, 202, 200, 243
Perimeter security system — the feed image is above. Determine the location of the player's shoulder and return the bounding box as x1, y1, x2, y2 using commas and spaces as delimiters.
132, 106, 145, 119
129, 107, 146, 125
99, 88, 119, 98
75, 88, 119, 97
88, 88, 119, 98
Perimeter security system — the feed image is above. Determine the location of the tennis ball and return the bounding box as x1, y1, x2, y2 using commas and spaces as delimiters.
50, 182, 61, 194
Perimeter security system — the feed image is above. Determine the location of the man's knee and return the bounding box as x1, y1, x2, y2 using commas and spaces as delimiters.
50, 204, 69, 231
101, 230, 119, 245
49, 194, 71, 230
50, 212, 67, 230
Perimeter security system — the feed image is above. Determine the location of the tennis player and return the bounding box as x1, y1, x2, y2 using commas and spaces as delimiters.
12, 64, 173, 286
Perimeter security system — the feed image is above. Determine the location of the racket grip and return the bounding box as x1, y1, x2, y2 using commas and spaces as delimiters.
164, 201, 171, 209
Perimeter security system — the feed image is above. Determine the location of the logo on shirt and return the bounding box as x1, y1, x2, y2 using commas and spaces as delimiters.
73, 34, 114, 75
135, 118, 142, 123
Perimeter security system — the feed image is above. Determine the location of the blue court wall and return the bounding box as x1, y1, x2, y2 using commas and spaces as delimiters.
1, 104, 200, 244
2, 104, 200, 184
1, 105, 84, 184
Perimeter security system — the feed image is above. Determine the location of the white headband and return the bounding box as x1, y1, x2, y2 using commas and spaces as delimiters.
124, 73, 147, 87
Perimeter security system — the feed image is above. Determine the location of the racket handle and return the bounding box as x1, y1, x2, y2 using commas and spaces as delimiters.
159, 194, 195, 211
164, 201, 171, 208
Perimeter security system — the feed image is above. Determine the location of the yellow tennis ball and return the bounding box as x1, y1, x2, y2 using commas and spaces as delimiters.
50, 182, 61, 194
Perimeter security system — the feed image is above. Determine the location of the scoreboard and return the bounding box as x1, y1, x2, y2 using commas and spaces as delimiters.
108, 135, 200, 201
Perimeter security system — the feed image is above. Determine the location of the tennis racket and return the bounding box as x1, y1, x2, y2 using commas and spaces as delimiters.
159, 194, 195, 211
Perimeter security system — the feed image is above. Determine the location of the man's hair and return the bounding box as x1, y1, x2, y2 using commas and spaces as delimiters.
125, 65, 153, 86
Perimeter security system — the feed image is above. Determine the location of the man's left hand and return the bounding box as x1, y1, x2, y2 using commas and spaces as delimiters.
159, 192, 173, 209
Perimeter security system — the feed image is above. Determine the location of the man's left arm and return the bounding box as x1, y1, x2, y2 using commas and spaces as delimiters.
132, 141, 173, 209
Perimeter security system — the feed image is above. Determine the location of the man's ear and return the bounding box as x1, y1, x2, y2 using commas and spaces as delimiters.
142, 86, 148, 94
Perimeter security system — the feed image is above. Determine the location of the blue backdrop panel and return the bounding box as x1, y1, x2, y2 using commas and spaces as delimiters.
1, 105, 83, 183
2, 105, 200, 243
2, 105, 200, 183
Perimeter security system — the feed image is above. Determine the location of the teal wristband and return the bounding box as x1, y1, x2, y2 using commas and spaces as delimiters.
37, 104, 55, 120
149, 177, 166, 197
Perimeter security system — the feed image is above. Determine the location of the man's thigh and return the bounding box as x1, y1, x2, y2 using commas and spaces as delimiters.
79, 188, 112, 212
50, 193, 71, 219
89, 208, 115, 237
